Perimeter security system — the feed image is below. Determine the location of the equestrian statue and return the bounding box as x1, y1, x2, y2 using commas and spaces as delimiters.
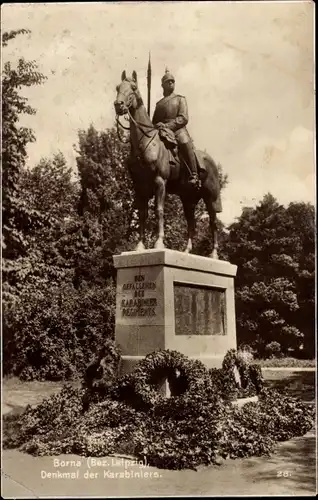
114, 65, 222, 259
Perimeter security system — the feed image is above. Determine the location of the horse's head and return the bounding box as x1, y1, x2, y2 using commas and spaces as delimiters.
114, 70, 140, 116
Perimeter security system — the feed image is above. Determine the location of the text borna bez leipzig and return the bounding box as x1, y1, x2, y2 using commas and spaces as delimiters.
120, 274, 157, 317
40, 458, 162, 480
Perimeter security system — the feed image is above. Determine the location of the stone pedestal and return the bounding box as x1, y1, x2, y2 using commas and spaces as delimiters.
113, 249, 237, 374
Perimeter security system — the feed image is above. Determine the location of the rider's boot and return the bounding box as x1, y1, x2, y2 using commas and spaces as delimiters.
181, 143, 200, 188
188, 173, 200, 187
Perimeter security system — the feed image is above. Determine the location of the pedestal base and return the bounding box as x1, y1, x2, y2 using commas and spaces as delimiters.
113, 249, 238, 376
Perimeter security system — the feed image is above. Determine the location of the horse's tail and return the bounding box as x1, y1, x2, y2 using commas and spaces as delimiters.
200, 151, 223, 213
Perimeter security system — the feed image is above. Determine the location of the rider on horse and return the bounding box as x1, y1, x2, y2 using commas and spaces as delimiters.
152, 69, 200, 187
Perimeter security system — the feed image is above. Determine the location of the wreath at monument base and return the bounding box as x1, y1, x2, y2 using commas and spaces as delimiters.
209, 349, 265, 400
111, 348, 265, 409
125, 349, 211, 409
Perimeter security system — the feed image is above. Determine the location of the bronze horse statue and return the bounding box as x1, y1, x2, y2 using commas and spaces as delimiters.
114, 70, 222, 258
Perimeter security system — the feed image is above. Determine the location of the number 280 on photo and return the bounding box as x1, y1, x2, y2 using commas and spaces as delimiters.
277, 470, 292, 478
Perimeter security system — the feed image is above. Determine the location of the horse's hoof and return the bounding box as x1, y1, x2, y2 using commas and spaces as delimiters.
209, 250, 219, 259
154, 239, 165, 250
184, 248, 191, 254
135, 242, 146, 252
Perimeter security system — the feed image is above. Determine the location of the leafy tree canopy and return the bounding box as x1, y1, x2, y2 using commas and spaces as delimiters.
221, 194, 315, 357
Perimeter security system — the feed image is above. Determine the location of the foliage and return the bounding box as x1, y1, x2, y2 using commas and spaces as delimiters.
71, 125, 136, 317
3, 282, 116, 381
3, 126, 129, 381
21, 152, 79, 223
4, 153, 79, 296
0, 30, 69, 381
221, 194, 315, 357
2, 29, 47, 262
83, 339, 122, 385
264, 341, 283, 359
76, 125, 136, 252
3, 125, 125, 380
3, 349, 314, 471
3, 151, 84, 380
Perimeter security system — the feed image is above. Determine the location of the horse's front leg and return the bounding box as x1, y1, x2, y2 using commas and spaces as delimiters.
154, 176, 166, 249
181, 199, 196, 254
211, 223, 219, 259
204, 194, 219, 259
135, 195, 148, 251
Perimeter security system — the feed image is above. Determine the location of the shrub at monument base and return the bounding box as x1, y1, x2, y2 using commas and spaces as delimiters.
3, 282, 116, 381
3, 349, 315, 470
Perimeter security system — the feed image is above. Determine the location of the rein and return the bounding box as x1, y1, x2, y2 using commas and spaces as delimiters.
116, 109, 193, 176
116, 105, 159, 154
116, 115, 130, 143
128, 108, 154, 136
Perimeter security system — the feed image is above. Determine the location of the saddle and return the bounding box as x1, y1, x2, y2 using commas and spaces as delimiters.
158, 127, 206, 176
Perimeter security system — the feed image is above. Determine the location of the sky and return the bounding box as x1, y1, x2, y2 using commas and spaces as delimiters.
2, 1, 315, 224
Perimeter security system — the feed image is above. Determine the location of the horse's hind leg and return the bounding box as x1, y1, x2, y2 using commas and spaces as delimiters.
204, 194, 219, 259
181, 198, 196, 254
135, 194, 148, 251
154, 176, 166, 249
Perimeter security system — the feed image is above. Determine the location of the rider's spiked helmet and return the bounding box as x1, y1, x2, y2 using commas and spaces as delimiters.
161, 68, 175, 84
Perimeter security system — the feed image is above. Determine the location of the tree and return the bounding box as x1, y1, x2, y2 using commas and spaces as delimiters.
15, 153, 80, 287
2, 29, 47, 253
75, 125, 136, 286
284, 202, 315, 356
2, 29, 47, 301
3, 149, 118, 380
21, 152, 78, 222
222, 194, 315, 357
2, 30, 49, 374
1, 32, 104, 380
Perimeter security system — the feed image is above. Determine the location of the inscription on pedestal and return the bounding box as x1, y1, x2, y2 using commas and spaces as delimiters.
174, 283, 226, 336
120, 274, 157, 318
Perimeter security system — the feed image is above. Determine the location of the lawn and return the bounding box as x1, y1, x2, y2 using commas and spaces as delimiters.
254, 357, 316, 368
262, 369, 316, 402
2, 377, 81, 417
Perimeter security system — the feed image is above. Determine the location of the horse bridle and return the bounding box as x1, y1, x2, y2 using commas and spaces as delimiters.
115, 84, 158, 151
